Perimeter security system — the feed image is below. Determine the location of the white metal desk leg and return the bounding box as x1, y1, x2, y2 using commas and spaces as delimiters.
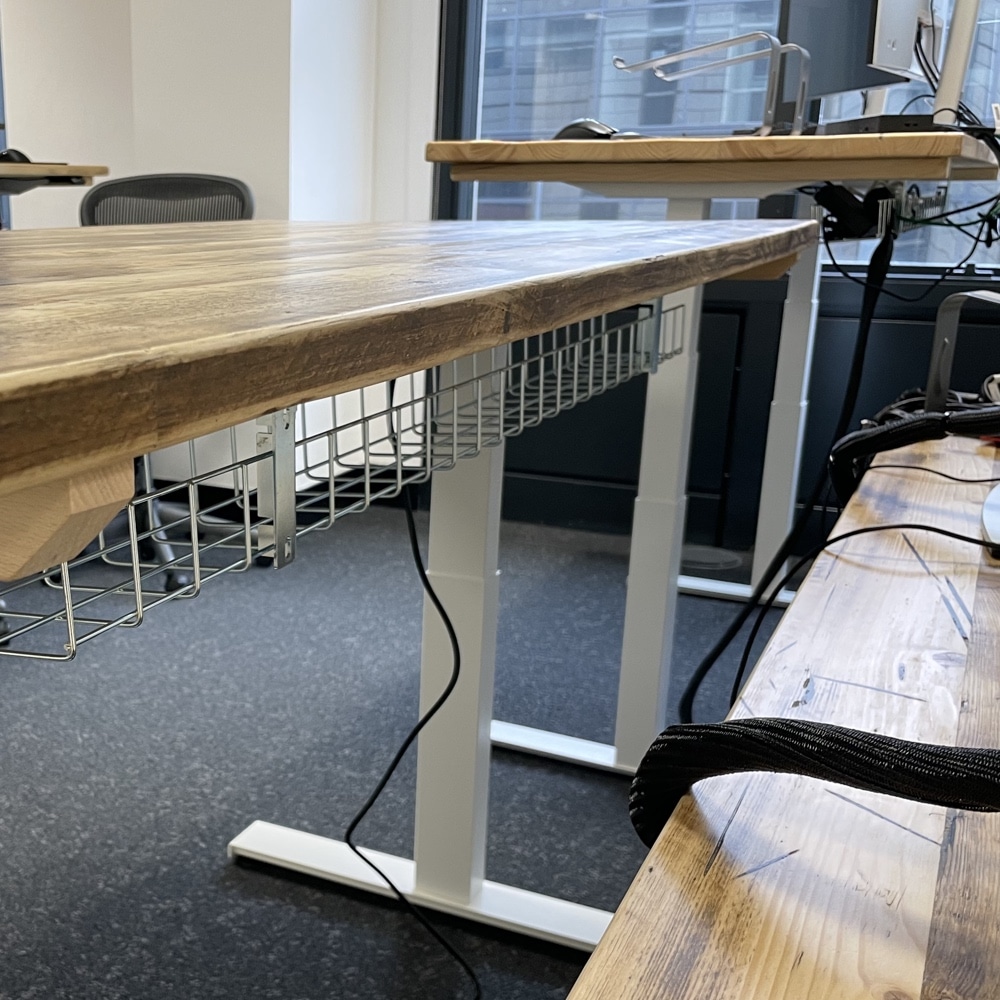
614, 291, 704, 771
230, 347, 611, 950
610, 197, 707, 770
413, 432, 503, 904
749, 215, 821, 589
409, 351, 611, 947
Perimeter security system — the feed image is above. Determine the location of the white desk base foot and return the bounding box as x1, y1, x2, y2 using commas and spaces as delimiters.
678, 573, 794, 607
228, 821, 611, 951
490, 720, 634, 774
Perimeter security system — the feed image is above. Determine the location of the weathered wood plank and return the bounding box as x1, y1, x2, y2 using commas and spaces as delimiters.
569, 437, 1000, 1000
427, 133, 995, 168
0, 219, 814, 498
921, 572, 1000, 999
444, 157, 985, 186
0, 163, 108, 179
427, 133, 998, 186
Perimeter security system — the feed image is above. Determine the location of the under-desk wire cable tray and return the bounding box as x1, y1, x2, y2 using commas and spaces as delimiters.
0, 302, 675, 659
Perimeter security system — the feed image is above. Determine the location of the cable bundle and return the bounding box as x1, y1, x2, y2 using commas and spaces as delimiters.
628, 717, 1000, 848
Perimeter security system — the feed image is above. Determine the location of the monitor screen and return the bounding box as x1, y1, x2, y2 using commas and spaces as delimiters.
778, 0, 909, 100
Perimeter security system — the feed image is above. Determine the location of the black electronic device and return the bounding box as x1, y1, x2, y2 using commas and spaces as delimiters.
0, 148, 31, 164
776, 0, 915, 132
779, 0, 908, 98
818, 113, 938, 135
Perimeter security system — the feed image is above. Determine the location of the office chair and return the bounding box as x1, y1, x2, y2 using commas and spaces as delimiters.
80, 173, 253, 226
79, 173, 255, 590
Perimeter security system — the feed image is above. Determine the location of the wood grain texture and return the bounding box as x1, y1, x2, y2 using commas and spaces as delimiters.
427, 133, 997, 186
445, 159, 997, 186
921, 572, 1000, 999
569, 437, 1000, 1000
0, 163, 108, 179
727, 252, 798, 281
428, 133, 994, 166
0, 219, 814, 498
0, 459, 134, 580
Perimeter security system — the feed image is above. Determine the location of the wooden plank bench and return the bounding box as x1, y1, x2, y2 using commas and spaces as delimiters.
570, 434, 1000, 998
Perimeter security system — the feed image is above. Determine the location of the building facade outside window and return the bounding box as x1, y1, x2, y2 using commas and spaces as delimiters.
471, 0, 1000, 270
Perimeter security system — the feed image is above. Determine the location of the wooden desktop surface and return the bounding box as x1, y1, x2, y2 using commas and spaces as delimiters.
0, 218, 814, 500
569, 435, 1000, 999
0, 162, 108, 180
427, 132, 999, 185
0, 162, 108, 195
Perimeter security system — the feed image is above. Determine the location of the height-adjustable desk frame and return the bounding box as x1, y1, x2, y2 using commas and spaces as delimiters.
427, 131, 998, 772
0, 219, 814, 948
428, 131, 998, 586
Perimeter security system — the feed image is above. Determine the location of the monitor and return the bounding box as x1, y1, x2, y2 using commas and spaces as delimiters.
778, 0, 910, 101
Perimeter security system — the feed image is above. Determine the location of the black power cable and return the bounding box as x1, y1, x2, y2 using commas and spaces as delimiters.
867, 462, 1000, 484
731, 518, 995, 707
343, 485, 483, 1000
677, 224, 896, 723
632, 519, 1000, 850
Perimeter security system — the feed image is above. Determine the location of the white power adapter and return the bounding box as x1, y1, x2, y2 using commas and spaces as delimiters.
982, 483, 1000, 560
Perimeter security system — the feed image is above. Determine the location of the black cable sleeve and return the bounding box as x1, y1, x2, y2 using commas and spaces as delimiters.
677, 226, 895, 724
828, 412, 948, 503
629, 717, 1000, 848
834, 227, 895, 443
828, 406, 1000, 504
946, 404, 1000, 437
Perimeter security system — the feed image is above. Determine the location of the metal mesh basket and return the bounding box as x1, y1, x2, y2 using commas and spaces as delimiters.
0, 302, 681, 659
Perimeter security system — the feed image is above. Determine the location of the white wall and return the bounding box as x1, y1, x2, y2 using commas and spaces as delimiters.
0, 0, 135, 229
289, 0, 377, 222
129, 0, 293, 220
0, 0, 440, 229
371, 0, 440, 222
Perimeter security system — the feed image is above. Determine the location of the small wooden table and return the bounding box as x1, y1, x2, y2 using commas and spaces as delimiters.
427, 132, 999, 605
569, 434, 1000, 997
0, 161, 108, 196
0, 218, 815, 947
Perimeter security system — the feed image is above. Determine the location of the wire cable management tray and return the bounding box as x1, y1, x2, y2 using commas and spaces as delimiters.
0, 303, 678, 659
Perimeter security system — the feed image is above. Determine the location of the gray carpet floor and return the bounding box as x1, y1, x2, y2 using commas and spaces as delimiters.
0, 508, 781, 1000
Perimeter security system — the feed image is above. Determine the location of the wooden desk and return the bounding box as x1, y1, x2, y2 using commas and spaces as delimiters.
0, 218, 815, 947
0, 219, 812, 501
0, 217, 813, 775
427, 132, 999, 615
569, 435, 1000, 996
427, 132, 998, 191
0, 161, 108, 196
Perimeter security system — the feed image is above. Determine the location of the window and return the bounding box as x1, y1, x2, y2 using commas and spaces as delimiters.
465, 0, 1000, 271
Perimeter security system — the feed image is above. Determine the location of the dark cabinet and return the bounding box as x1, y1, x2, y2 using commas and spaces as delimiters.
501, 275, 1000, 549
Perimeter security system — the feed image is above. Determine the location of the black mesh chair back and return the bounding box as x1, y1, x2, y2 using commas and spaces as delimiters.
78, 173, 253, 591
80, 173, 254, 226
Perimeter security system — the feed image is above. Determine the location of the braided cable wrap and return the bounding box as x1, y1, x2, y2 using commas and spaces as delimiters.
629, 717, 1000, 848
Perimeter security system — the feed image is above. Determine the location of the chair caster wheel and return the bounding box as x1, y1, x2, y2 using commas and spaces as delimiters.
165, 570, 194, 592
